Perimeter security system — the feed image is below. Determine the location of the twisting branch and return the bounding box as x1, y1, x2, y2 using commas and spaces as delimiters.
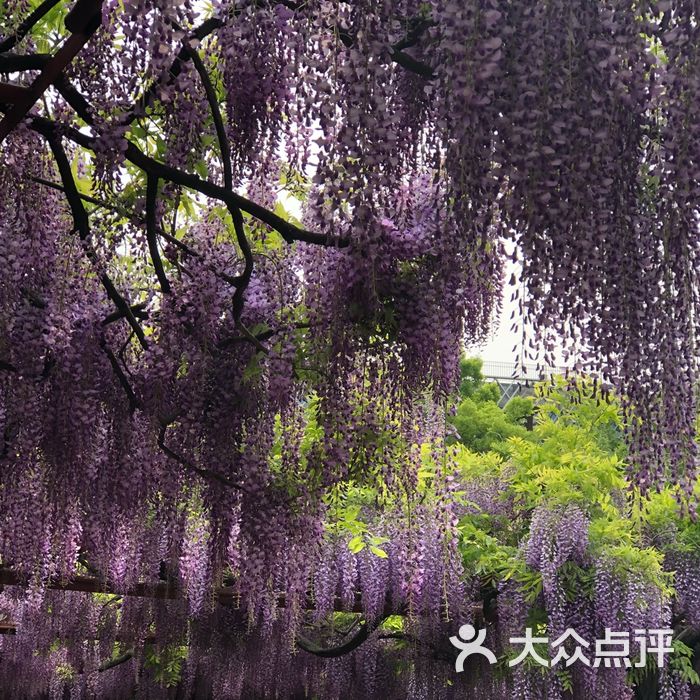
146, 174, 171, 294
42, 127, 149, 349
52, 72, 94, 124
99, 336, 142, 412
226, 203, 270, 353
0, 0, 103, 142
178, 31, 269, 349
218, 327, 276, 350
122, 16, 224, 127
124, 140, 343, 247
54, 74, 96, 121
389, 50, 435, 79
296, 624, 371, 657
182, 39, 232, 191
98, 648, 135, 672
156, 229, 202, 261
296, 615, 388, 658
0, 0, 62, 54
229, 205, 252, 319
32, 174, 197, 260
45, 133, 89, 236
392, 18, 436, 53
30, 173, 241, 288
157, 424, 246, 492
24, 111, 344, 247
0, 53, 51, 71
0, 82, 29, 103
332, 16, 437, 79
101, 302, 148, 326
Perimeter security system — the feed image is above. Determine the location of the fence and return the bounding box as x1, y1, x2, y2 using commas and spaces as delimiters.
479, 360, 570, 407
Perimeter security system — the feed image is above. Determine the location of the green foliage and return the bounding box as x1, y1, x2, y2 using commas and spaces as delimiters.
451, 398, 529, 454
450, 356, 533, 454
54, 663, 75, 681
534, 377, 625, 455
309, 361, 696, 691
458, 357, 487, 399
144, 645, 188, 687
324, 482, 392, 559
455, 374, 680, 638
670, 640, 700, 686
503, 395, 534, 426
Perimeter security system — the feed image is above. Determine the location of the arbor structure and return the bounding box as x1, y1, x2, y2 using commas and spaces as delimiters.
0, 0, 699, 698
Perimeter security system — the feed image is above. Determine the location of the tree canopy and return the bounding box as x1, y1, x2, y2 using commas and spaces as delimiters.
0, 0, 699, 698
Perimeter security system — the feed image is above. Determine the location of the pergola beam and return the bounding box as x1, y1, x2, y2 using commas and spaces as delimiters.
0, 567, 371, 616
0, 0, 103, 143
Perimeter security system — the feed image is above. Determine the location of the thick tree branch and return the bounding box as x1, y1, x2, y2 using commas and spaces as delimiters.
43, 128, 149, 349
0, 569, 384, 637
296, 616, 385, 658
182, 39, 232, 191
157, 228, 202, 260
0, 0, 62, 54
99, 336, 142, 412
0, 0, 103, 142
217, 322, 311, 350
0, 82, 29, 103
218, 329, 273, 349
392, 18, 436, 53
98, 648, 135, 672
0, 53, 51, 71
46, 133, 89, 238
176, 33, 264, 328
389, 49, 435, 79
25, 112, 344, 247
124, 141, 342, 246
229, 205, 252, 318
101, 302, 148, 326
225, 203, 270, 353
146, 174, 171, 294
333, 17, 436, 79
54, 73, 95, 121
64, 0, 103, 34
157, 424, 246, 492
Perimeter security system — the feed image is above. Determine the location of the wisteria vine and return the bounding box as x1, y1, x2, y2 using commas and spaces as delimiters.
0, 0, 699, 698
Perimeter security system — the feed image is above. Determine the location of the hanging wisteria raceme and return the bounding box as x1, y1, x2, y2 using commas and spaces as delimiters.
1, 0, 700, 697
491, 504, 673, 700
0, 478, 477, 699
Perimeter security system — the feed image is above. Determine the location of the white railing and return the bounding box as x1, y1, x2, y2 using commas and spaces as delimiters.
480, 360, 570, 382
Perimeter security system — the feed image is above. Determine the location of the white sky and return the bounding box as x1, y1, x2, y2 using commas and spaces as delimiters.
468, 256, 569, 370
468, 258, 527, 365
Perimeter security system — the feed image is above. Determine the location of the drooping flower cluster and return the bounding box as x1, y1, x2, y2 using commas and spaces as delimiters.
1, 0, 700, 697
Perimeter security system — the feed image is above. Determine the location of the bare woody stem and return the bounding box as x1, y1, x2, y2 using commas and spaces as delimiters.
146, 173, 172, 294
43, 128, 149, 349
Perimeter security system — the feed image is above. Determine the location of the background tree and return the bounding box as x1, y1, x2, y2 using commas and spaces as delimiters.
450, 357, 533, 454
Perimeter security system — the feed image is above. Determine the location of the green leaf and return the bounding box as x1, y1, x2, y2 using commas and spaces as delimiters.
348, 535, 366, 554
